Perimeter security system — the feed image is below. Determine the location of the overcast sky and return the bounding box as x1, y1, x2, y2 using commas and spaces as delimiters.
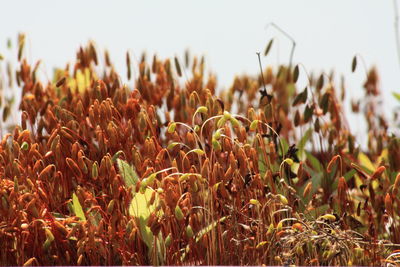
1, 1, 399, 139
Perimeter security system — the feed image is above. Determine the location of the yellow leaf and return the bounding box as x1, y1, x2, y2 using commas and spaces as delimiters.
358, 152, 374, 173
129, 188, 156, 219
76, 70, 85, 93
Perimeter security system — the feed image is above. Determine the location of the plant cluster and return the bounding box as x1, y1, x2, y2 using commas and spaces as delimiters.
0, 35, 400, 265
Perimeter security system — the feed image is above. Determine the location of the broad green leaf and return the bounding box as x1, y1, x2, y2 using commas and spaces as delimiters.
393, 92, 400, 102
258, 153, 267, 177
278, 138, 289, 158
129, 189, 156, 221
139, 216, 153, 248
72, 193, 86, 221
344, 169, 357, 182
298, 128, 312, 158
305, 151, 323, 172
117, 159, 139, 188
117, 159, 161, 253
357, 152, 374, 173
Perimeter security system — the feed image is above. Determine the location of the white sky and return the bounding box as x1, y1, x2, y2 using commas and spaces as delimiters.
1, 0, 399, 140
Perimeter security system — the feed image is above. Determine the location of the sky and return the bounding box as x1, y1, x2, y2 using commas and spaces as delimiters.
1, 1, 399, 140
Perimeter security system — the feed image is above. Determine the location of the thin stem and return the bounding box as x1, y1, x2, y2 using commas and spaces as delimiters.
175, 122, 203, 150
265, 22, 296, 68
256, 52, 267, 94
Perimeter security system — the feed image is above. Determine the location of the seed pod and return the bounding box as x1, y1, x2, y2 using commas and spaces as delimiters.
249, 120, 259, 131
186, 132, 196, 148
60, 129, 74, 143
107, 199, 115, 214
212, 138, 221, 151
385, 193, 393, 215
54, 221, 68, 236
174, 56, 182, 77
394, 173, 400, 193
249, 199, 260, 206
278, 194, 288, 205
185, 225, 194, 238
165, 233, 172, 247
77, 254, 83, 265
292, 223, 303, 232
327, 155, 340, 173
23, 258, 37, 266
26, 198, 39, 218
38, 164, 55, 180
43, 228, 55, 251
337, 176, 347, 201
66, 158, 82, 179
195, 106, 208, 116
303, 182, 312, 198
56, 77, 66, 87
276, 221, 283, 232
77, 151, 88, 174
167, 122, 176, 134
320, 214, 336, 222
370, 166, 385, 180
174, 205, 184, 221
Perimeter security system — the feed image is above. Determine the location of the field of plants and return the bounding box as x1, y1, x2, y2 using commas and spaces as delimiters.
0, 34, 400, 266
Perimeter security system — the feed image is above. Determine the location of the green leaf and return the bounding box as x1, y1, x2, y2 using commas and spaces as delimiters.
129, 188, 156, 220
298, 128, 312, 158
117, 159, 139, 188
139, 216, 154, 248
278, 138, 289, 158
358, 152, 374, 173
72, 193, 86, 221
393, 92, 400, 102
258, 153, 267, 177
305, 151, 323, 172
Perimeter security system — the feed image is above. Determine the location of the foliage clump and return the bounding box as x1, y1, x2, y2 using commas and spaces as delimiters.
0, 35, 400, 265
